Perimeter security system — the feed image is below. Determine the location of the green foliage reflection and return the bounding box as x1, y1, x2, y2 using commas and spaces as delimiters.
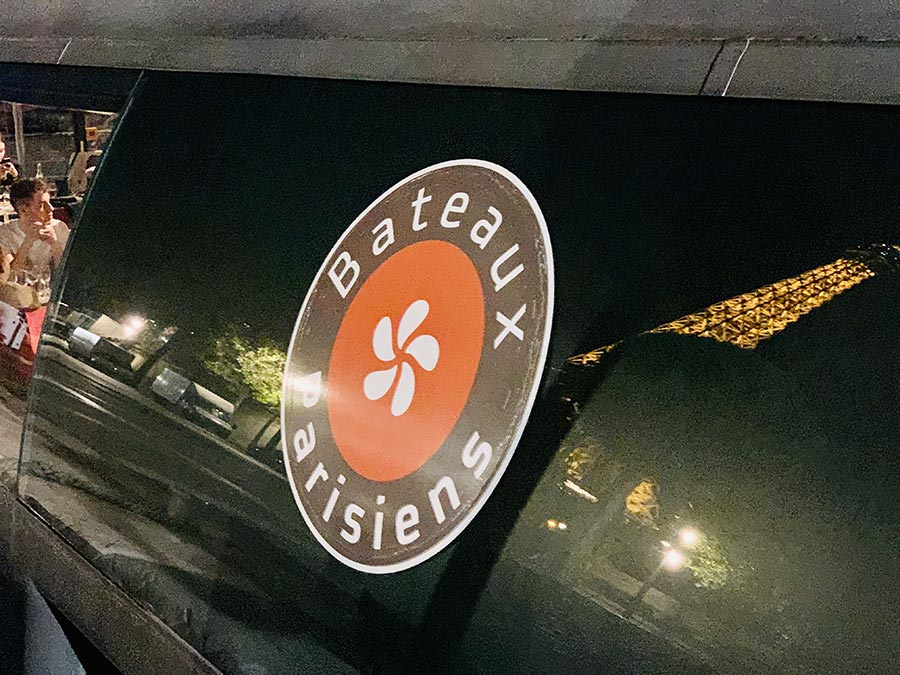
686, 535, 730, 589
203, 324, 286, 410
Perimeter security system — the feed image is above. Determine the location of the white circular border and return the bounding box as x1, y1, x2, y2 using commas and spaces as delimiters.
280, 159, 555, 574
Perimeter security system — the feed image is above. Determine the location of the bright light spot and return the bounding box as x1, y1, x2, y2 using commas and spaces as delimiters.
557, 522, 568, 531
662, 549, 686, 572
660, 540, 672, 548
122, 326, 135, 338
125, 315, 146, 332
545, 519, 558, 530
678, 527, 700, 548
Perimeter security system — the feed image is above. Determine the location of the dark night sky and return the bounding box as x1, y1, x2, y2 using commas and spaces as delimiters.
64, 71, 900, 368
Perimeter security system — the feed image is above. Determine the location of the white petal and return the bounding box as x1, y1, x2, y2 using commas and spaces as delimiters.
391, 362, 415, 416
373, 316, 395, 362
397, 300, 429, 349
363, 365, 397, 401
405, 334, 439, 371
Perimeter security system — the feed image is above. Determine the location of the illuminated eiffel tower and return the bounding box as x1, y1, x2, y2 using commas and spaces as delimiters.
562, 244, 900, 523
570, 244, 900, 366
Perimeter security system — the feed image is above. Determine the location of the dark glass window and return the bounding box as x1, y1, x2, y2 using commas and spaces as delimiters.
457, 248, 900, 673
17, 70, 900, 673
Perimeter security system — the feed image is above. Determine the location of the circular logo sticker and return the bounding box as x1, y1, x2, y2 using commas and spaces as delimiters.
281, 160, 553, 573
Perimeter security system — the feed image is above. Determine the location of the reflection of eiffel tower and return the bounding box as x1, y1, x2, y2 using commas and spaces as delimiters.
570, 244, 900, 365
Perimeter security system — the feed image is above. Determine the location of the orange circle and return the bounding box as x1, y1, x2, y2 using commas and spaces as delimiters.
327, 240, 485, 482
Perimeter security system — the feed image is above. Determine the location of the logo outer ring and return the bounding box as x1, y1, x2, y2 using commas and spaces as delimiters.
280, 159, 555, 574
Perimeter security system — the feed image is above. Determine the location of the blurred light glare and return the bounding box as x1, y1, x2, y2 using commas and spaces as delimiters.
678, 527, 700, 548
545, 519, 558, 530
126, 315, 146, 329
662, 549, 686, 572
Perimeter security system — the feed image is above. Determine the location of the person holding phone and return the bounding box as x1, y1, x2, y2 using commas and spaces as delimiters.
0, 178, 69, 291
0, 138, 20, 187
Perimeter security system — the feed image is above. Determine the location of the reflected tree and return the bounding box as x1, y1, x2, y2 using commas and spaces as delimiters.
203, 323, 286, 410
203, 325, 250, 394
237, 344, 286, 409
685, 535, 730, 589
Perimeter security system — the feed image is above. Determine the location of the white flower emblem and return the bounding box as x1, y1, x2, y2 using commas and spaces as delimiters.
363, 299, 440, 417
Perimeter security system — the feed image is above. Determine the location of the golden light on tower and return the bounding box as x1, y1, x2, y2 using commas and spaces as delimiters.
648, 257, 874, 349
569, 254, 879, 366
625, 479, 660, 526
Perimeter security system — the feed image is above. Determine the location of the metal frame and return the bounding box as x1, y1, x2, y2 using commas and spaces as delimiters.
1, 486, 219, 673
0, 62, 218, 673
1, 35, 900, 104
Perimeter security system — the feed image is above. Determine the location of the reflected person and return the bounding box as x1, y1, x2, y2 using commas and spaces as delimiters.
0, 178, 70, 288
0, 137, 20, 187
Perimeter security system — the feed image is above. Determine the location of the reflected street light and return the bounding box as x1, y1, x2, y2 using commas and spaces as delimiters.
122, 314, 147, 339
678, 527, 700, 549
662, 548, 686, 572
630, 544, 687, 613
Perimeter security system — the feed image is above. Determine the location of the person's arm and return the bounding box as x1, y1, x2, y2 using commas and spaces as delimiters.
0, 161, 18, 183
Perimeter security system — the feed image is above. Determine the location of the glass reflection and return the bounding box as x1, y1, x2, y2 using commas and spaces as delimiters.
470, 244, 900, 674
13, 68, 900, 675
40, 301, 290, 464
0, 101, 118, 486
